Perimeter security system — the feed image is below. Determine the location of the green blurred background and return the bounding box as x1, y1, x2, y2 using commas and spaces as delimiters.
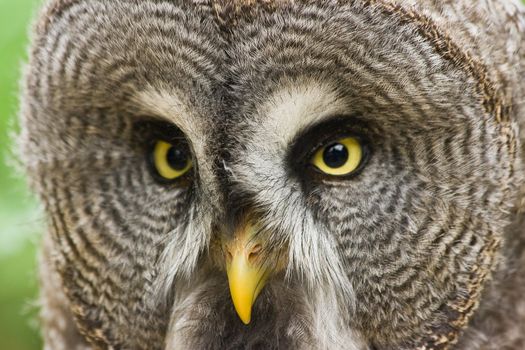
0, 0, 43, 349
0, 1, 524, 350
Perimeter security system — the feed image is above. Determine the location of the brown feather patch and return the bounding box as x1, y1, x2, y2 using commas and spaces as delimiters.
210, 0, 284, 31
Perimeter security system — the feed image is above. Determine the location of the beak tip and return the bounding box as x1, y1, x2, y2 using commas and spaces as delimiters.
232, 299, 252, 325
240, 314, 251, 325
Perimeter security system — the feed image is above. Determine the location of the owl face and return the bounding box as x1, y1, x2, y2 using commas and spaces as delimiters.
21, 0, 520, 349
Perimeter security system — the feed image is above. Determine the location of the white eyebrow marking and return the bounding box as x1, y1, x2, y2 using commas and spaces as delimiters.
134, 88, 195, 129
134, 87, 210, 162
254, 79, 349, 148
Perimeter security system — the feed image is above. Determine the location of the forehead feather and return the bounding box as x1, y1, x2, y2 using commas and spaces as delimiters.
209, 0, 287, 33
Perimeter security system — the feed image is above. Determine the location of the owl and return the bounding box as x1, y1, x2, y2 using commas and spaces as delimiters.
18, 0, 525, 349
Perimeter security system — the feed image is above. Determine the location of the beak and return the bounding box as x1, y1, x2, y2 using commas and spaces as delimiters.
224, 222, 272, 325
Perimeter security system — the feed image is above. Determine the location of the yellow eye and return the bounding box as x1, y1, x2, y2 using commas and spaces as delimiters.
152, 140, 192, 180
311, 137, 364, 176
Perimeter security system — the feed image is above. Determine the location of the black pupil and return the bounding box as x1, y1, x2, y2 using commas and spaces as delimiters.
323, 143, 349, 168
167, 146, 188, 171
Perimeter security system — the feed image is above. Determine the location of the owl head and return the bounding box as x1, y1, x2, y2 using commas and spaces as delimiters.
20, 0, 524, 349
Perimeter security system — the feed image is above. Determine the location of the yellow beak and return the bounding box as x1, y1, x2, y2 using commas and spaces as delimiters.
224, 223, 271, 325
